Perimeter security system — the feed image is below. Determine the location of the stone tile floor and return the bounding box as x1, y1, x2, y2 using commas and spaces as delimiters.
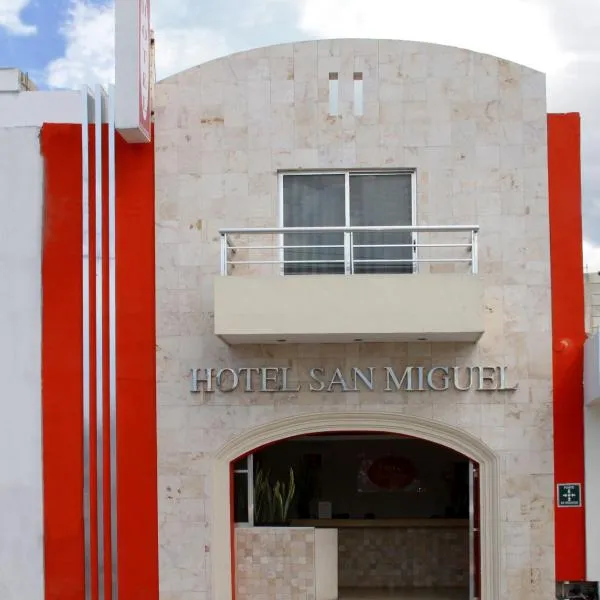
338, 588, 469, 599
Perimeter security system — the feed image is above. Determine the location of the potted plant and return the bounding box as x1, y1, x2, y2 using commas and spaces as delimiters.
254, 466, 296, 526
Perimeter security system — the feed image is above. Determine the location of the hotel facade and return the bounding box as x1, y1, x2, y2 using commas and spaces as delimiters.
1, 24, 599, 600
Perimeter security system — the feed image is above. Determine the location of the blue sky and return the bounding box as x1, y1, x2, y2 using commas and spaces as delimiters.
0, 0, 309, 89
0, 0, 64, 83
2, 0, 600, 265
2, 0, 580, 90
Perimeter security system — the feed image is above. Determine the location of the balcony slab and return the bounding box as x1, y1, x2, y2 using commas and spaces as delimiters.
214, 274, 484, 344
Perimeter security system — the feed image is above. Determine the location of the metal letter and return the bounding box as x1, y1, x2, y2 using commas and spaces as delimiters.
328, 368, 349, 392
190, 368, 214, 393
498, 366, 518, 391
427, 367, 450, 391
385, 367, 413, 391
452, 367, 473, 391
216, 368, 239, 392
238, 367, 260, 392
476, 366, 497, 391
351, 367, 375, 391
260, 367, 280, 392
309, 368, 325, 392
415, 366, 425, 391
281, 367, 301, 392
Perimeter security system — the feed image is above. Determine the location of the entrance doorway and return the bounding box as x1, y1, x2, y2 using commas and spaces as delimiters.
232, 432, 481, 600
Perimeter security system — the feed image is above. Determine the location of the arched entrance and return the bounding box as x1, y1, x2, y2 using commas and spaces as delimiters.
211, 412, 500, 600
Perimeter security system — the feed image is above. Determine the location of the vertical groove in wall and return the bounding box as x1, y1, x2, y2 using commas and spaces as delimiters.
353, 72, 363, 116
81, 86, 93, 600
107, 84, 119, 600
94, 84, 105, 600
328, 72, 339, 116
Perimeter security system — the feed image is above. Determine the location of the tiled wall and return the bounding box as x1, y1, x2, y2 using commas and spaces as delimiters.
154, 38, 554, 599
339, 527, 469, 588
235, 527, 316, 600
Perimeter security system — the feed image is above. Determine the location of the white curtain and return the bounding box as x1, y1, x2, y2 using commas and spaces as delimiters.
282, 173, 413, 275
283, 174, 345, 274
350, 173, 413, 274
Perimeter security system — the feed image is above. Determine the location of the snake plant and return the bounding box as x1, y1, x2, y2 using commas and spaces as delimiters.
254, 467, 296, 524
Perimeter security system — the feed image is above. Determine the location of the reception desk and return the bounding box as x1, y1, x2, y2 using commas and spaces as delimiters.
235, 520, 469, 599
289, 518, 468, 529
290, 519, 469, 590
235, 527, 338, 600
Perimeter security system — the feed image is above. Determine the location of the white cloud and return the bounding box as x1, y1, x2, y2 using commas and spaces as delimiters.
46, 1, 231, 89
294, 0, 573, 75
153, 27, 230, 81
46, 1, 114, 88
0, 0, 36, 35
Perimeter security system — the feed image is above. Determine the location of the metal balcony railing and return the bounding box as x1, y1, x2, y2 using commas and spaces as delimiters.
219, 225, 479, 276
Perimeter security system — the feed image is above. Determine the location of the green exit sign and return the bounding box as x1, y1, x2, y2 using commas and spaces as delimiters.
557, 483, 582, 508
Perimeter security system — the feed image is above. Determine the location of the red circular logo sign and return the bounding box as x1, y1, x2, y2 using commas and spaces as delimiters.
367, 456, 416, 490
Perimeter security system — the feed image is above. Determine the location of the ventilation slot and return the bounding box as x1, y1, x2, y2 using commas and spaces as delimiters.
353, 72, 363, 116
328, 72, 339, 116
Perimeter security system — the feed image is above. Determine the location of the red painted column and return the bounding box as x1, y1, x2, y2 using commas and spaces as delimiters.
41, 124, 87, 600
114, 132, 158, 599
41, 123, 158, 599
548, 112, 586, 580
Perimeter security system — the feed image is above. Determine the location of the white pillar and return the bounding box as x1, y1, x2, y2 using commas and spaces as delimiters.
0, 126, 45, 600
585, 405, 600, 579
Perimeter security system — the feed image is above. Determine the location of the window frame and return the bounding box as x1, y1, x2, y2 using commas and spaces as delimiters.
277, 169, 418, 275
233, 453, 254, 526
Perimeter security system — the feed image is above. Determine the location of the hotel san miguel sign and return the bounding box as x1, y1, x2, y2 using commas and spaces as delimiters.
190, 366, 518, 394
115, 0, 152, 143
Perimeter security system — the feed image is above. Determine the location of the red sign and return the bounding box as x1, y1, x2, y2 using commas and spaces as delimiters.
367, 456, 416, 490
115, 0, 152, 143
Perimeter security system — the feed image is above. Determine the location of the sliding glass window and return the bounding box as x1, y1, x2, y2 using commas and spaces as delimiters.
281, 171, 414, 275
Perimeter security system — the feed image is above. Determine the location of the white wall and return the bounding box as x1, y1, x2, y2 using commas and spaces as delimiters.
585, 406, 600, 580
0, 89, 80, 127
585, 273, 600, 579
0, 127, 44, 599
0, 68, 33, 92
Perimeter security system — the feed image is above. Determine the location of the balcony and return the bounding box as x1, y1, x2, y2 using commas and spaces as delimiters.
214, 225, 484, 344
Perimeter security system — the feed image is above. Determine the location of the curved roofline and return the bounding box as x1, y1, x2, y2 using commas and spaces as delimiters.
157, 37, 544, 85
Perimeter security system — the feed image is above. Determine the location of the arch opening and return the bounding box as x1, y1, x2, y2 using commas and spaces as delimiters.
234, 431, 475, 598
211, 412, 500, 600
